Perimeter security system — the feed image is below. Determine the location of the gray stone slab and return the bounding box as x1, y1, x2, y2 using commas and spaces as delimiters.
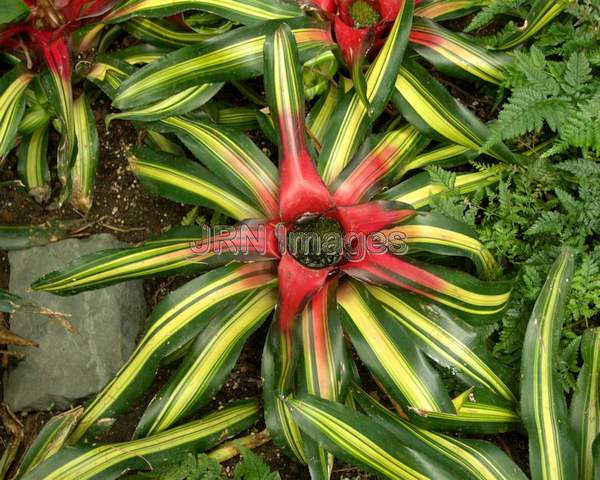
4, 234, 146, 411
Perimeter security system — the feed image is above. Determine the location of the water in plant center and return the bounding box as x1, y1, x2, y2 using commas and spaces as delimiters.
286, 214, 344, 268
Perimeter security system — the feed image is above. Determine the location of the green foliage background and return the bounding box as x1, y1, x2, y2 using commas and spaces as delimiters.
430, 0, 600, 393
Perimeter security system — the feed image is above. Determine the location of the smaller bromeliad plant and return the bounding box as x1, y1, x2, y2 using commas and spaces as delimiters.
0, 0, 117, 209
18, 18, 531, 480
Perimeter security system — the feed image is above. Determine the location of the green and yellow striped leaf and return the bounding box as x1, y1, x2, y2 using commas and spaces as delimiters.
306, 82, 343, 149
135, 287, 276, 437
289, 394, 456, 479
256, 109, 277, 144
143, 129, 185, 155
379, 166, 503, 209
107, 83, 223, 125
209, 106, 260, 131
393, 59, 517, 163
402, 142, 478, 173
40, 62, 76, 203
23, 400, 260, 480
0, 66, 33, 163
17, 407, 83, 477
415, 0, 490, 21
97, 24, 123, 53
113, 18, 333, 109
407, 387, 521, 434
129, 146, 263, 220
298, 279, 349, 479
263, 321, 307, 464
17, 124, 51, 204
570, 328, 600, 480
331, 124, 429, 205
263, 22, 333, 222
31, 227, 209, 294
22, 82, 49, 111
594, 437, 600, 480
157, 116, 279, 218
123, 17, 233, 48
337, 280, 454, 416
105, 0, 303, 26
352, 387, 527, 480
341, 253, 511, 319
112, 44, 172, 65
18, 105, 51, 135
496, 0, 566, 50
367, 286, 515, 403
303, 50, 338, 100
380, 211, 497, 278
85, 55, 137, 100
520, 247, 578, 480
71, 93, 99, 214
317, 0, 415, 183
185, 15, 238, 36
0, 220, 86, 251
299, 280, 348, 403
72, 23, 105, 53
410, 19, 511, 85
67, 262, 275, 443
33, 221, 279, 295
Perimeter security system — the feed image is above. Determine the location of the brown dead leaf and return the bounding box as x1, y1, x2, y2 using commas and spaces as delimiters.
0, 326, 38, 347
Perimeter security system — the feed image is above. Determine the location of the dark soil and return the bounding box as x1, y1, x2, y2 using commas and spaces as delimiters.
0, 114, 187, 242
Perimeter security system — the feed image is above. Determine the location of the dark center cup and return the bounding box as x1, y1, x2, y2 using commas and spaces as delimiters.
287, 214, 344, 269
348, 0, 381, 29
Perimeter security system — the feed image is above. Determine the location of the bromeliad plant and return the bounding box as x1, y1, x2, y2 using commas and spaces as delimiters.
516, 247, 600, 480
0, 0, 120, 208
24, 19, 526, 479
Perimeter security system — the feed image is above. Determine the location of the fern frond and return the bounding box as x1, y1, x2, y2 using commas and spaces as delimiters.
465, 0, 525, 32
555, 158, 600, 176
425, 165, 457, 189
563, 52, 592, 95
525, 211, 564, 235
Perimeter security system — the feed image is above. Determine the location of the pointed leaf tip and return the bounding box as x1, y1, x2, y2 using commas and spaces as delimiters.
264, 23, 332, 222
